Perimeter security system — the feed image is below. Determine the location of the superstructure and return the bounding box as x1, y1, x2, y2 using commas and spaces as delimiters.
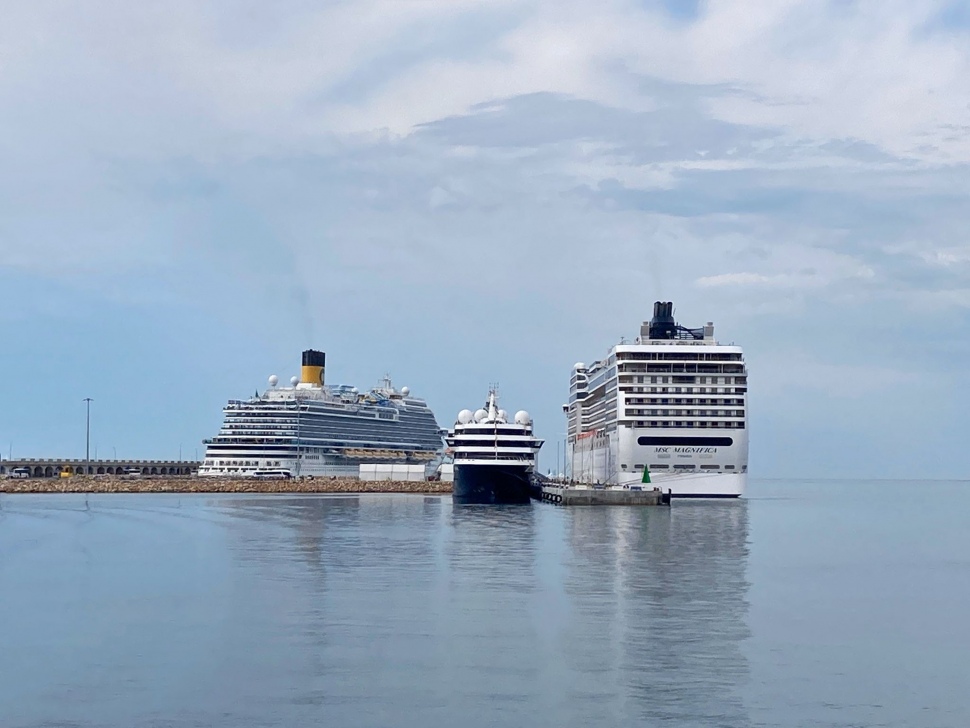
199, 349, 442, 478
565, 302, 748, 497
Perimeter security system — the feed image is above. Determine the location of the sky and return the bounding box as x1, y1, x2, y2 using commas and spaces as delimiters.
2, 0, 969, 478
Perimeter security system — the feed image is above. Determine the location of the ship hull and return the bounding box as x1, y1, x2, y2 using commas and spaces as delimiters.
622, 472, 746, 498
569, 432, 747, 497
198, 456, 436, 479
453, 464, 533, 505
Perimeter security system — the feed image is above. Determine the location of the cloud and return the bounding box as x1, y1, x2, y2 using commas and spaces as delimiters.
2, 0, 970, 475
696, 272, 775, 288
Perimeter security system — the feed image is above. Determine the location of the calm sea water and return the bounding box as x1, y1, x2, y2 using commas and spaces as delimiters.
1, 480, 968, 727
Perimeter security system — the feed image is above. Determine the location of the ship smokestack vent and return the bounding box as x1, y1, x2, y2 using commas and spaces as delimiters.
647, 301, 705, 340
301, 349, 326, 385
649, 301, 677, 339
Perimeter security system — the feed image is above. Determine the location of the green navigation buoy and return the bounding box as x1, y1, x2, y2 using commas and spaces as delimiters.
642, 465, 651, 484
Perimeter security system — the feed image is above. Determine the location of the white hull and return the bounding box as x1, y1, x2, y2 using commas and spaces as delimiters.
568, 428, 747, 497
199, 457, 435, 479
618, 471, 745, 497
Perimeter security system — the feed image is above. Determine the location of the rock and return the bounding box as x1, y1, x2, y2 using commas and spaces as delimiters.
0, 475, 453, 495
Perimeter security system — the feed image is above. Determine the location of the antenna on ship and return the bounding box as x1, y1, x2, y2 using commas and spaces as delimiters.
486, 382, 500, 422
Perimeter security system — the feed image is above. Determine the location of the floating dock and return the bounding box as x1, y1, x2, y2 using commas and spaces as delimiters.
535, 484, 671, 506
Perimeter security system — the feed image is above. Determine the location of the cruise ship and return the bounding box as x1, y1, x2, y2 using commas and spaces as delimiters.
565, 302, 748, 497
446, 389, 543, 504
198, 350, 443, 478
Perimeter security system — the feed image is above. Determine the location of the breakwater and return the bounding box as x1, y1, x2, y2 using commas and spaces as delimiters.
0, 476, 452, 495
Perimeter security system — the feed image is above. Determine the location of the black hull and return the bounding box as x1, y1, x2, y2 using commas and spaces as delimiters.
453, 464, 533, 505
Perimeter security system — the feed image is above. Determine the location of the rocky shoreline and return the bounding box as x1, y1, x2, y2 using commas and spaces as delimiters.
0, 476, 453, 495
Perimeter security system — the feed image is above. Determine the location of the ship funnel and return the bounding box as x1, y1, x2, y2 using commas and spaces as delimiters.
648, 301, 677, 339
301, 349, 326, 386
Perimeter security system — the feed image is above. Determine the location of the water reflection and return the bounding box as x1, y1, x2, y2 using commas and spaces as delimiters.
562, 501, 751, 725
0, 494, 750, 728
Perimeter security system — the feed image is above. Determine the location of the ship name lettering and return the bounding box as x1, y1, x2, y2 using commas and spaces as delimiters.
655, 446, 718, 454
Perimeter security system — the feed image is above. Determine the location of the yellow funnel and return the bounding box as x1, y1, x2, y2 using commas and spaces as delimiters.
301, 349, 326, 386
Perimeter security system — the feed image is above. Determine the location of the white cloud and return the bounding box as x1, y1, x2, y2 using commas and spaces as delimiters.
2, 0, 970, 473
696, 272, 773, 288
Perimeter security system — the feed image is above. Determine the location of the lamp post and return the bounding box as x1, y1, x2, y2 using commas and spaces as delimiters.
83, 398, 93, 462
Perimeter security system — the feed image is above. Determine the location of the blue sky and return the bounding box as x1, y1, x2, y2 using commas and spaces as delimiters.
2, 0, 969, 478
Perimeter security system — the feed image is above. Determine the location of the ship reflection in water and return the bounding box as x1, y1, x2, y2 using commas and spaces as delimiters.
0, 494, 749, 728
558, 502, 750, 725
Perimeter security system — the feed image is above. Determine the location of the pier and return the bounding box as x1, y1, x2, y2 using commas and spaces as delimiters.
0, 458, 199, 478
536, 483, 671, 506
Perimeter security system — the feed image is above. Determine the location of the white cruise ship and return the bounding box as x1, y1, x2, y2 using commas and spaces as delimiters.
445, 389, 543, 504
565, 302, 748, 497
199, 350, 443, 478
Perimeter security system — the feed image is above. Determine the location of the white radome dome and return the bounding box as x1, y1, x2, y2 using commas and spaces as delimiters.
268, 374, 279, 387
401, 386, 410, 396
351, 387, 358, 395
574, 362, 586, 370
474, 408, 488, 422
514, 410, 531, 425
290, 376, 300, 386
497, 409, 508, 422
457, 409, 474, 424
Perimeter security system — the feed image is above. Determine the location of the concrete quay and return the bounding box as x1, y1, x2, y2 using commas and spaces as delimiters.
537, 483, 672, 506
0, 475, 452, 495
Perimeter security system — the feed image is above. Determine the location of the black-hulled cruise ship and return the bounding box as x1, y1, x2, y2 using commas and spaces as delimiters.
199, 350, 443, 478
446, 389, 543, 504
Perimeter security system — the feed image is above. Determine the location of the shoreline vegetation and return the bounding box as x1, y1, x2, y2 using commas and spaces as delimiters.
0, 476, 453, 495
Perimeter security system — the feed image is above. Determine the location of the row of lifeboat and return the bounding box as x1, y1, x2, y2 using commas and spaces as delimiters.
339, 449, 436, 461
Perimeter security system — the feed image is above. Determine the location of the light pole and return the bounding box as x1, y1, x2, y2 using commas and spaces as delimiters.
83, 398, 93, 461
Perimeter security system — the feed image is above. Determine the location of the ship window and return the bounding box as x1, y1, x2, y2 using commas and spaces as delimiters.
725, 465, 736, 470
701, 464, 720, 470
634, 463, 644, 470
673, 464, 695, 470
650, 463, 669, 469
